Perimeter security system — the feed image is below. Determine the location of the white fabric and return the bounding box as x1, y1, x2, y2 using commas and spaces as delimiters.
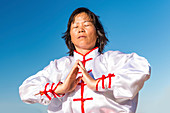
19, 48, 150, 113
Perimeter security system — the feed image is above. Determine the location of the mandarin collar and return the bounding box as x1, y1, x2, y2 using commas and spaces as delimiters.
73, 47, 100, 61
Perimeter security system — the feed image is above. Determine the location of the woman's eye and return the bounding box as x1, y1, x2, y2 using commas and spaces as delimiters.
73, 26, 78, 28
84, 24, 90, 27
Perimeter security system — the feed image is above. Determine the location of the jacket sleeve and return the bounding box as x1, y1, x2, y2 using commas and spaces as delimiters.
96, 51, 151, 100
19, 60, 63, 105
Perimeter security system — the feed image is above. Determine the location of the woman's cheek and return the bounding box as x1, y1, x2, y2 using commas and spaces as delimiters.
72, 29, 77, 36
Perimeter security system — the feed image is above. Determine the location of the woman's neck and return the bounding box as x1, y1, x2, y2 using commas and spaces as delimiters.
75, 48, 91, 55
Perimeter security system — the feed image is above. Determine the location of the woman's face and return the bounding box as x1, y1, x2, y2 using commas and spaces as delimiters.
70, 12, 97, 52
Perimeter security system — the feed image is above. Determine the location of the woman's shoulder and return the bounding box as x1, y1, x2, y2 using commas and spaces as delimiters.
102, 50, 140, 58
103, 50, 123, 56
46, 56, 73, 71
99, 50, 143, 63
100, 50, 149, 65
55, 55, 73, 63
54, 55, 73, 65
100, 50, 125, 59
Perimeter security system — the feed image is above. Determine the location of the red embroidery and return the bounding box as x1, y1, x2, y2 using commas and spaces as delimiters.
82, 58, 93, 65
53, 82, 65, 97
49, 83, 56, 98
96, 79, 101, 91
74, 47, 98, 57
40, 82, 65, 100
41, 83, 51, 100
107, 73, 115, 88
73, 97, 93, 101
73, 80, 93, 113
73, 47, 98, 113
96, 73, 116, 90
101, 75, 106, 89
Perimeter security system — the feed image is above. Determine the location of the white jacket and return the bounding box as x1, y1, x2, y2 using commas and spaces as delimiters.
19, 47, 151, 113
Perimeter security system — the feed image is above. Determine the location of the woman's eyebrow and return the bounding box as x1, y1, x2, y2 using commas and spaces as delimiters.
73, 20, 92, 24
84, 20, 93, 23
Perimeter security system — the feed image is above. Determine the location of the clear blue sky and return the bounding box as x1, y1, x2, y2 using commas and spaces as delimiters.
0, 0, 170, 113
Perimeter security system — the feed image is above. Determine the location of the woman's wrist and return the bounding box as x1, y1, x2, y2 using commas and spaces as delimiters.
54, 83, 66, 95
86, 79, 98, 91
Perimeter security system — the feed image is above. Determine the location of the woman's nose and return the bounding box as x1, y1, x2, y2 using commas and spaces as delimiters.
78, 27, 85, 33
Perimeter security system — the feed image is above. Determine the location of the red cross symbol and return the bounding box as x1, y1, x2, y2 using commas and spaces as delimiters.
73, 47, 98, 113
73, 80, 93, 113
73, 57, 93, 113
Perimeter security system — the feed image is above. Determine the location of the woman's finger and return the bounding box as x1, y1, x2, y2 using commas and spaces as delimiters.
76, 76, 82, 84
70, 61, 79, 74
78, 64, 85, 74
66, 60, 79, 80
78, 61, 85, 70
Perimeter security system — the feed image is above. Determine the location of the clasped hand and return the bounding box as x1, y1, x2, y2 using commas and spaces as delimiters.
55, 60, 98, 95
36, 60, 98, 96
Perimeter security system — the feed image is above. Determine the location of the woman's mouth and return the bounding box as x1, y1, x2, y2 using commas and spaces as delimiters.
78, 36, 86, 38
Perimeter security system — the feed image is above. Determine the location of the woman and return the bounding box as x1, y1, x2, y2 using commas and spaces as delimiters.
19, 7, 151, 113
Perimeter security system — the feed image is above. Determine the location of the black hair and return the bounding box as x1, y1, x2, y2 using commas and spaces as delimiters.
62, 7, 109, 56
